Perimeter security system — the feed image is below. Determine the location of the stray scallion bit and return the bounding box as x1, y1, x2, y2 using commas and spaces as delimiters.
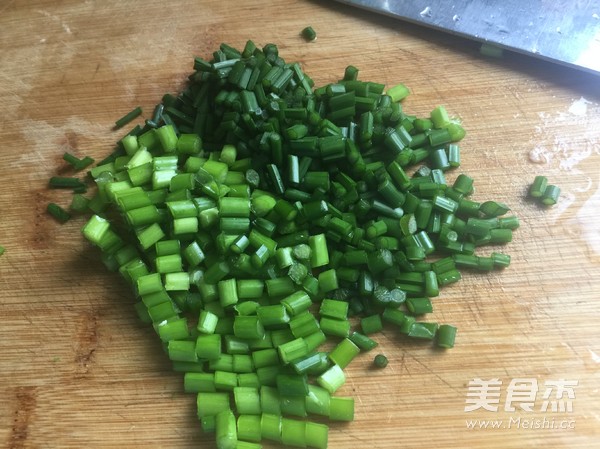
529, 175, 547, 198
114, 106, 142, 129
63, 152, 95, 171
436, 324, 457, 348
528, 176, 560, 206
541, 184, 561, 206
75, 156, 95, 170
301, 26, 317, 42
62, 152, 81, 167
0, 245, 5, 257
49, 176, 86, 189
373, 354, 388, 368
47, 203, 71, 223
69, 194, 90, 213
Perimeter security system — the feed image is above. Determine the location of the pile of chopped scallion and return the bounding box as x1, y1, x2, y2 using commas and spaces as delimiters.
56, 40, 519, 449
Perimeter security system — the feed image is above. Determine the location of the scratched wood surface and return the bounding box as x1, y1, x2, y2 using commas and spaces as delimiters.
1, 1, 599, 448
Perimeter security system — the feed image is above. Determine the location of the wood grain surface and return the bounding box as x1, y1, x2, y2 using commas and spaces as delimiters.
1, 1, 599, 448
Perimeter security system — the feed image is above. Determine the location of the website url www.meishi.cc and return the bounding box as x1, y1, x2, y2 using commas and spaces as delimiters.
466, 416, 576, 430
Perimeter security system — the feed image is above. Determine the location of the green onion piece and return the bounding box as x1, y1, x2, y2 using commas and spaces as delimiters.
115, 106, 142, 129
234, 387, 261, 415
62, 151, 81, 167
406, 297, 433, 315
319, 299, 348, 320
360, 314, 383, 335
168, 340, 198, 362
219, 278, 239, 308
349, 331, 378, 351
277, 373, 309, 397
328, 338, 360, 368
319, 317, 350, 338
252, 349, 279, 369
260, 385, 281, 415
480, 200, 510, 217
197, 392, 230, 418
281, 418, 307, 447
215, 409, 237, 449
407, 322, 438, 339
289, 312, 320, 338
541, 184, 560, 206
498, 216, 520, 230
529, 175, 548, 198
158, 318, 189, 342
184, 373, 216, 393
316, 364, 345, 394
453, 174, 473, 195
329, 396, 354, 422
260, 413, 282, 443
291, 352, 329, 375
317, 269, 338, 292
234, 316, 265, 340
278, 337, 309, 364
47, 203, 71, 223
305, 421, 329, 449
198, 310, 219, 334
49, 176, 85, 189
373, 354, 388, 368
265, 277, 295, 297
257, 304, 290, 328
237, 279, 264, 299
491, 252, 511, 268
281, 291, 312, 316
437, 324, 457, 348
448, 144, 460, 167
164, 272, 190, 291
308, 234, 329, 268
69, 193, 90, 213
237, 415, 262, 442
301, 26, 317, 41
196, 334, 222, 360
387, 83, 409, 102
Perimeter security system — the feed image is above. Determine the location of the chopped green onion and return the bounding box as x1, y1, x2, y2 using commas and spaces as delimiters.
215, 409, 237, 449
529, 175, 548, 198
373, 354, 388, 368
49, 176, 86, 190
301, 26, 317, 42
541, 184, 560, 206
47, 203, 71, 223
360, 314, 383, 335
436, 324, 457, 348
328, 338, 360, 368
316, 364, 345, 394
115, 106, 142, 129
60, 41, 523, 449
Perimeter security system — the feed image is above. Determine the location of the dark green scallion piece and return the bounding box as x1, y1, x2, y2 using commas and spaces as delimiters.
373, 354, 388, 368
114, 106, 142, 129
64, 41, 523, 449
47, 203, 71, 223
301, 26, 317, 42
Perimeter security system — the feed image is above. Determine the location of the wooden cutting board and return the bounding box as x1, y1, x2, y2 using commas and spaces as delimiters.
1, 1, 599, 448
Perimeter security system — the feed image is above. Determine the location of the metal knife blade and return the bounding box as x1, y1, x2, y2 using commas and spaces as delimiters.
333, 0, 600, 75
